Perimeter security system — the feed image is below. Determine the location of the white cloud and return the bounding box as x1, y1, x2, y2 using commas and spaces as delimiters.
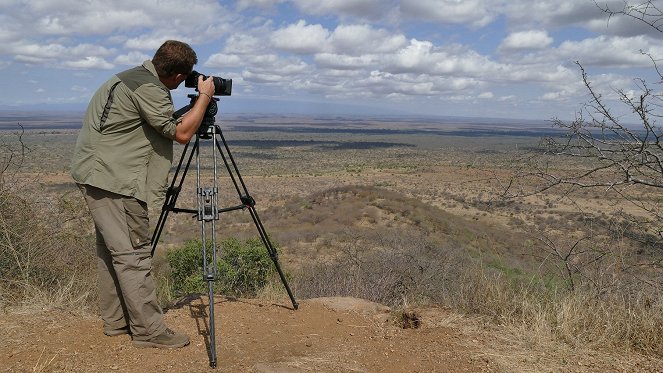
124, 35, 192, 51
389, 39, 435, 72
2, 41, 116, 68
223, 34, 269, 55
400, 0, 496, 28
291, 0, 387, 19
553, 35, 657, 68
270, 20, 330, 54
329, 24, 406, 54
315, 53, 377, 70
386, 39, 504, 78
500, 30, 553, 51
236, 0, 285, 11
71, 85, 89, 92
63, 56, 114, 70
498, 95, 515, 102
114, 51, 151, 66
15, 0, 227, 37
236, 51, 311, 85
205, 53, 245, 68
503, 1, 604, 29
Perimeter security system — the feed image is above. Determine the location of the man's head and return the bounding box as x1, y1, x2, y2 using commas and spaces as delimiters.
153, 40, 197, 89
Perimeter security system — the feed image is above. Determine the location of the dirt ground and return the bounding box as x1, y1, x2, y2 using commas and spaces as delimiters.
2, 296, 662, 373
1, 297, 495, 373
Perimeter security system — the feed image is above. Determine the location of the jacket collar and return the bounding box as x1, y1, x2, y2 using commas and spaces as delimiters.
142, 60, 168, 90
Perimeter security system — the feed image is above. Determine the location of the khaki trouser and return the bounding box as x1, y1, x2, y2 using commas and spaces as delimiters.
78, 184, 166, 340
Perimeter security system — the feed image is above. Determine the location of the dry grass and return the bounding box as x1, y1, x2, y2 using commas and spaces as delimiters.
457, 268, 663, 355
0, 176, 96, 311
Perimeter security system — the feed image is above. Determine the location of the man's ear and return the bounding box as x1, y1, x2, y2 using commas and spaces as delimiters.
176, 73, 187, 82
159, 74, 184, 89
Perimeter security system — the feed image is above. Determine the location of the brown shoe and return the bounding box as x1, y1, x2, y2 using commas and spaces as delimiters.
132, 328, 190, 349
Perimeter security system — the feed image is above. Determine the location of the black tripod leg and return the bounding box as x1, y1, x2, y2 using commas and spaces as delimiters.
213, 128, 299, 310
150, 140, 197, 257
194, 130, 221, 368
246, 206, 299, 310
207, 279, 217, 367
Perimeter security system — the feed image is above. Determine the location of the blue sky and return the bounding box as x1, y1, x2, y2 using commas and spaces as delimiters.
0, 0, 661, 120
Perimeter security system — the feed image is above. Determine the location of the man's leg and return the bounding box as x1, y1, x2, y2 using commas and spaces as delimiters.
95, 226, 130, 336
79, 184, 187, 347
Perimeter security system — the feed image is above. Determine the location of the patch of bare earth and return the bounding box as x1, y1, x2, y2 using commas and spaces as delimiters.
3, 297, 661, 372
1, 297, 495, 372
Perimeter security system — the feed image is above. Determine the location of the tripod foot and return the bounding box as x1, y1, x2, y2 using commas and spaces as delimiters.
210, 361, 217, 368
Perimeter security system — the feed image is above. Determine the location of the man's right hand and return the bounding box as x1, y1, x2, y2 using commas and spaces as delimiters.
198, 75, 215, 100
174, 74, 217, 144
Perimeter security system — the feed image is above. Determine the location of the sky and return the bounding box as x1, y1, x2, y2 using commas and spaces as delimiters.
0, 0, 661, 120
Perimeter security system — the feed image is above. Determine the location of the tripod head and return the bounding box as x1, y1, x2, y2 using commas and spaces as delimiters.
173, 94, 220, 139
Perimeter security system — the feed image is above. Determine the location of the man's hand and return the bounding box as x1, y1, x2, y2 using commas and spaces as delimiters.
198, 75, 215, 101
173, 75, 217, 144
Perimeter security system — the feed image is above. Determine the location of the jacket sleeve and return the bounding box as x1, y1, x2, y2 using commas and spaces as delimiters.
132, 83, 180, 140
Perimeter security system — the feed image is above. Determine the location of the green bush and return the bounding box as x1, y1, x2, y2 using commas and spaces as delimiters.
165, 237, 275, 299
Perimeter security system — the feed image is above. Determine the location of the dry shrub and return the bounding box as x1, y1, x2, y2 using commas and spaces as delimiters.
0, 131, 96, 310
293, 229, 471, 308
0, 187, 96, 310
553, 292, 663, 355
437, 263, 663, 356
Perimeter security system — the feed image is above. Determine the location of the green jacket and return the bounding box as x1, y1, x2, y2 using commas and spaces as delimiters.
71, 60, 180, 208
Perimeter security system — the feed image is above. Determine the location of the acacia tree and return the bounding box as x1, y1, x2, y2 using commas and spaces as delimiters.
495, 1, 663, 292
503, 1, 663, 242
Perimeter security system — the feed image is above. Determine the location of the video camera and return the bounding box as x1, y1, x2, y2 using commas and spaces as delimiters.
176, 71, 231, 138
185, 70, 232, 96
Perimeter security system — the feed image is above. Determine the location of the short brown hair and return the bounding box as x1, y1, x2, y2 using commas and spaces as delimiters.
152, 40, 197, 77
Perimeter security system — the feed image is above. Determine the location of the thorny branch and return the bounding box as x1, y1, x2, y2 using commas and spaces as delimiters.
501, 60, 663, 241
596, 0, 663, 33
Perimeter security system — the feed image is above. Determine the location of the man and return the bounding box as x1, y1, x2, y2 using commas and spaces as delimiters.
71, 40, 215, 348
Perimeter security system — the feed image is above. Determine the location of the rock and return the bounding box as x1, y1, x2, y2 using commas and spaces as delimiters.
307, 297, 391, 316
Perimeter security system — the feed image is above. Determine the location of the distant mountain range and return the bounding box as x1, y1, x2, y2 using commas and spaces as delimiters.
0, 96, 550, 124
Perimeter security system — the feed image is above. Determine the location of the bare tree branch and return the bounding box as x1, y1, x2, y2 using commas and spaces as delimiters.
595, 0, 663, 33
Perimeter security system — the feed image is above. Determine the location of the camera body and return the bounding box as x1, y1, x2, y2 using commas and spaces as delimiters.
185, 70, 232, 96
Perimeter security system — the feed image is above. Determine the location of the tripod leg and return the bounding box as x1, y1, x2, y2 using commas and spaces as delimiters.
200, 187, 219, 367
151, 139, 197, 256
198, 129, 221, 368
247, 206, 299, 310
213, 127, 299, 310
207, 279, 217, 368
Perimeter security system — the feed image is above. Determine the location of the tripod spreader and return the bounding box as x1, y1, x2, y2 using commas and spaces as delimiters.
240, 195, 255, 207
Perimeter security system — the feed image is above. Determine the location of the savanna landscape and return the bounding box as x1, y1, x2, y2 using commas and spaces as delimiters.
0, 111, 661, 372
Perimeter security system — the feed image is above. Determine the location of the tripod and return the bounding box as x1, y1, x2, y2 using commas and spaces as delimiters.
150, 96, 298, 368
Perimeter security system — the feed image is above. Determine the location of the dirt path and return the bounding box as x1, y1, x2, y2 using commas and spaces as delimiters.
1, 297, 495, 372
2, 296, 662, 372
